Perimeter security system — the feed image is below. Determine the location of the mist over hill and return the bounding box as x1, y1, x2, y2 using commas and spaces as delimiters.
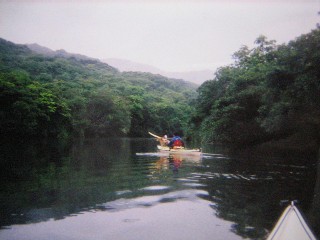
103, 58, 214, 85
26, 43, 206, 85
27, 43, 102, 62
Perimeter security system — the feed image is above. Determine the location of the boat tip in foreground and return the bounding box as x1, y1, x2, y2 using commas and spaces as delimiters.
267, 201, 317, 240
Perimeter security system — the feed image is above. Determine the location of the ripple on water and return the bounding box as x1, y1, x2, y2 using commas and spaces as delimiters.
116, 190, 133, 195
97, 189, 209, 211
189, 171, 265, 184
177, 178, 199, 182
139, 185, 171, 191
182, 183, 207, 187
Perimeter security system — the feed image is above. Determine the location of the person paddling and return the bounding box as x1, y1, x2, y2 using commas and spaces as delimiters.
167, 132, 184, 149
159, 134, 169, 147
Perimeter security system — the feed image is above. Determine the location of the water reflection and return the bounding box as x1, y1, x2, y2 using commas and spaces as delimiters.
149, 154, 202, 174
0, 138, 318, 240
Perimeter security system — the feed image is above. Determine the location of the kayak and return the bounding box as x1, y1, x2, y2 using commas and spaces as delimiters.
157, 145, 202, 156
267, 201, 317, 240
148, 132, 202, 156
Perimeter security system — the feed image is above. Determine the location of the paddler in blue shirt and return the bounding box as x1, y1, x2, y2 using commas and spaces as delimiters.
167, 132, 184, 149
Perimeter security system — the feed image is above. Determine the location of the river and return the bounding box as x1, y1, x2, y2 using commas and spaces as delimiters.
0, 138, 319, 239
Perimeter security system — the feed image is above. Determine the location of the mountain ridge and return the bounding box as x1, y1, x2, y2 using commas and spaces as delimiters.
25, 42, 206, 85
102, 58, 214, 85
27, 43, 100, 62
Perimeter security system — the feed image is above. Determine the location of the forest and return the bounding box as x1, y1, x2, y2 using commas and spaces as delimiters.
1, 28, 320, 153
0, 38, 197, 140
191, 28, 320, 153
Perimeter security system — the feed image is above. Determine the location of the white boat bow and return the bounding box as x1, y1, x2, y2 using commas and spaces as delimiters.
267, 201, 317, 240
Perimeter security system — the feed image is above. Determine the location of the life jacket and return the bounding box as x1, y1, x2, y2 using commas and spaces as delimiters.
173, 139, 183, 147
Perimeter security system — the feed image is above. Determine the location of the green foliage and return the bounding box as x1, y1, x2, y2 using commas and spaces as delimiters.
192, 29, 320, 150
0, 38, 197, 139
0, 71, 71, 137
83, 90, 131, 137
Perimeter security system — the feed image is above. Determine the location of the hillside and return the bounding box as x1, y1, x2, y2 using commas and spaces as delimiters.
0, 38, 198, 139
27, 43, 100, 62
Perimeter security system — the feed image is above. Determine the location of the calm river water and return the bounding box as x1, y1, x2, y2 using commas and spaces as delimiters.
0, 138, 319, 240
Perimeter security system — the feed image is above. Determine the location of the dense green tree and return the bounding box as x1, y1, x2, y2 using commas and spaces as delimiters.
191, 29, 320, 151
258, 29, 320, 147
0, 71, 71, 138
83, 91, 130, 137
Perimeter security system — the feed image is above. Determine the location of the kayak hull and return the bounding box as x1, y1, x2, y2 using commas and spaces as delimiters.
267, 202, 316, 240
157, 145, 202, 156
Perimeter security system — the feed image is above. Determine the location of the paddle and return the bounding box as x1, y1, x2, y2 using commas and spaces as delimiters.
148, 132, 171, 147
148, 132, 171, 139
148, 132, 162, 139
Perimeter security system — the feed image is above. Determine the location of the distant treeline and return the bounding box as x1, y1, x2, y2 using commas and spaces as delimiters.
190, 29, 320, 152
0, 38, 197, 140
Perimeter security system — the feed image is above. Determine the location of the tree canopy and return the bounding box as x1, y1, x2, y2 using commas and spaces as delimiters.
0, 38, 197, 140
191, 29, 320, 152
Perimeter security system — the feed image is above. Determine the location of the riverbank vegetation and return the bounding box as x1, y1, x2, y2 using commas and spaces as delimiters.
1, 28, 320, 154
191, 28, 320, 153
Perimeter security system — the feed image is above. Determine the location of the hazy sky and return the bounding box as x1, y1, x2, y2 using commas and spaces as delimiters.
0, 0, 319, 72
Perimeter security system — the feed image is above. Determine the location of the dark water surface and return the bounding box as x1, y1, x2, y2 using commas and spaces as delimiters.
0, 138, 318, 239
